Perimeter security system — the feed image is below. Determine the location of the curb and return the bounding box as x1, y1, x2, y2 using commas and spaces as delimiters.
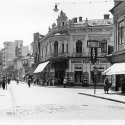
78, 92, 125, 104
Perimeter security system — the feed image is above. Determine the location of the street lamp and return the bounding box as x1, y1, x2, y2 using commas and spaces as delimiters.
53, 3, 59, 12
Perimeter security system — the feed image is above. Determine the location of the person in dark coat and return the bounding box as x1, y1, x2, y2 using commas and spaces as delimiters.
28, 75, 32, 87
7, 77, 11, 84
104, 77, 109, 94
2, 76, 6, 90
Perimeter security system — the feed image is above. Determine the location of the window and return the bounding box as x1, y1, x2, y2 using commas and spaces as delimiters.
76, 40, 82, 53
62, 22, 65, 26
54, 41, 58, 53
62, 44, 64, 53
66, 44, 68, 53
101, 40, 107, 53
118, 20, 124, 45
46, 47, 47, 56
50, 43, 51, 53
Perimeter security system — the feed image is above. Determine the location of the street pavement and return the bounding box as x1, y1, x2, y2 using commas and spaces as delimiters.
0, 81, 125, 114
0, 80, 125, 124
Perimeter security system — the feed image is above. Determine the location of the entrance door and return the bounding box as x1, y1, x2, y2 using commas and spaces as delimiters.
55, 69, 65, 85
75, 71, 82, 84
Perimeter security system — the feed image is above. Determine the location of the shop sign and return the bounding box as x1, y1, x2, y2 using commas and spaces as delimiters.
91, 65, 106, 71
91, 47, 97, 64
74, 64, 83, 71
22, 59, 28, 66
71, 59, 82, 63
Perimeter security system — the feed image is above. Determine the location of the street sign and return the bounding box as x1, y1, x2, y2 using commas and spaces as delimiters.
87, 40, 100, 48
91, 47, 97, 64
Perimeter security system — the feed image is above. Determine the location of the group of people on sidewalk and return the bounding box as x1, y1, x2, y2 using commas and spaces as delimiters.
63, 76, 112, 94
0, 76, 11, 90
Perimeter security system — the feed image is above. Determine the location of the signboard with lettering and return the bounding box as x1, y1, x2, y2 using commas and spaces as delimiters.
87, 40, 100, 48
91, 65, 106, 71
91, 47, 97, 64
74, 64, 83, 71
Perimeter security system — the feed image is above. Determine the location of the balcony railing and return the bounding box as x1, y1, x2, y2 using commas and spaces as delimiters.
72, 52, 89, 57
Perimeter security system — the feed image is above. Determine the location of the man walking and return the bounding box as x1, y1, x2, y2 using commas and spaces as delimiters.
63, 77, 67, 88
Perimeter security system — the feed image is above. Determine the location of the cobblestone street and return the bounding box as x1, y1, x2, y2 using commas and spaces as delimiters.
2, 81, 125, 120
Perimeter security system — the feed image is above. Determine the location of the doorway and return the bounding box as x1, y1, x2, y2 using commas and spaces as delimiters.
75, 71, 82, 84
55, 69, 65, 85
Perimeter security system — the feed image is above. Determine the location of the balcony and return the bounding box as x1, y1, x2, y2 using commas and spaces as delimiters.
46, 52, 69, 61
72, 52, 89, 57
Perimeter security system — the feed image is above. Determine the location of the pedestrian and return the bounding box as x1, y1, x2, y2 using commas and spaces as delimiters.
36, 77, 39, 85
28, 75, 31, 87
2, 76, 6, 90
7, 77, 11, 84
63, 77, 67, 88
104, 77, 109, 94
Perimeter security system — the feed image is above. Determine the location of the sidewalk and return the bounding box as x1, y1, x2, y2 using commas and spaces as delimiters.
40, 83, 125, 104
0, 86, 13, 117
78, 88, 125, 104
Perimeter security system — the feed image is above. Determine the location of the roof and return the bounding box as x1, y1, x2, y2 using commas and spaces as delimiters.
75, 18, 113, 26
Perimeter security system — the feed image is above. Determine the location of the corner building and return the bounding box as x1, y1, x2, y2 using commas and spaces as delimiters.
38, 11, 114, 86
109, 1, 125, 91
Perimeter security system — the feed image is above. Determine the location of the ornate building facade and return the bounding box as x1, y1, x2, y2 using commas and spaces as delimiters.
110, 1, 125, 91
33, 11, 114, 86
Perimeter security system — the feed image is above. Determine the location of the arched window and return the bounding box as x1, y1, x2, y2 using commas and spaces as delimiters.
76, 40, 82, 53
54, 41, 58, 53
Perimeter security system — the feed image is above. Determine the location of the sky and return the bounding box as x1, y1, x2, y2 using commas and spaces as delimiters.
0, 0, 114, 49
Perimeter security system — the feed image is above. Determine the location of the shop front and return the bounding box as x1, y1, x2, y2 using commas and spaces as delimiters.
51, 58, 69, 85
91, 64, 107, 85
74, 64, 83, 85
70, 58, 90, 86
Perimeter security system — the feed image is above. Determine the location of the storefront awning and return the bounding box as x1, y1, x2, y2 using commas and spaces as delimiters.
102, 63, 125, 75
33, 61, 50, 73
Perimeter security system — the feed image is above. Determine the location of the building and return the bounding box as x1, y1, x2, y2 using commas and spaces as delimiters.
15, 40, 29, 57
13, 55, 34, 80
1, 40, 30, 78
33, 11, 114, 86
109, 0, 125, 91
2, 41, 16, 69
31, 32, 44, 66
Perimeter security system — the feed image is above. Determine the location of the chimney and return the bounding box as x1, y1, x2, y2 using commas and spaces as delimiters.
79, 17, 82, 22
73, 17, 77, 23
104, 14, 110, 19
114, 0, 123, 6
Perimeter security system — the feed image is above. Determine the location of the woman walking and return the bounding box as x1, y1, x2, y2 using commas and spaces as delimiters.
104, 77, 109, 94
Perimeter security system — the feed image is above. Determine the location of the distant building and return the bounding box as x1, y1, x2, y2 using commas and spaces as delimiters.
31, 32, 44, 66
13, 55, 34, 80
2, 41, 16, 69
1, 40, 30, 78
15, 40, 29, 57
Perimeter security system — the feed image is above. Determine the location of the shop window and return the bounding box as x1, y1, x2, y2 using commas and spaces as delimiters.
76, 40, 82, 53
54, 41, 58, 53
118, 20, 124, 45
108, 45, 114, 54
101, 40, 107, 53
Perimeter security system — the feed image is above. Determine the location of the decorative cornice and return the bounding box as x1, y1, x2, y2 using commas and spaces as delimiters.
72, 35, 85, 41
